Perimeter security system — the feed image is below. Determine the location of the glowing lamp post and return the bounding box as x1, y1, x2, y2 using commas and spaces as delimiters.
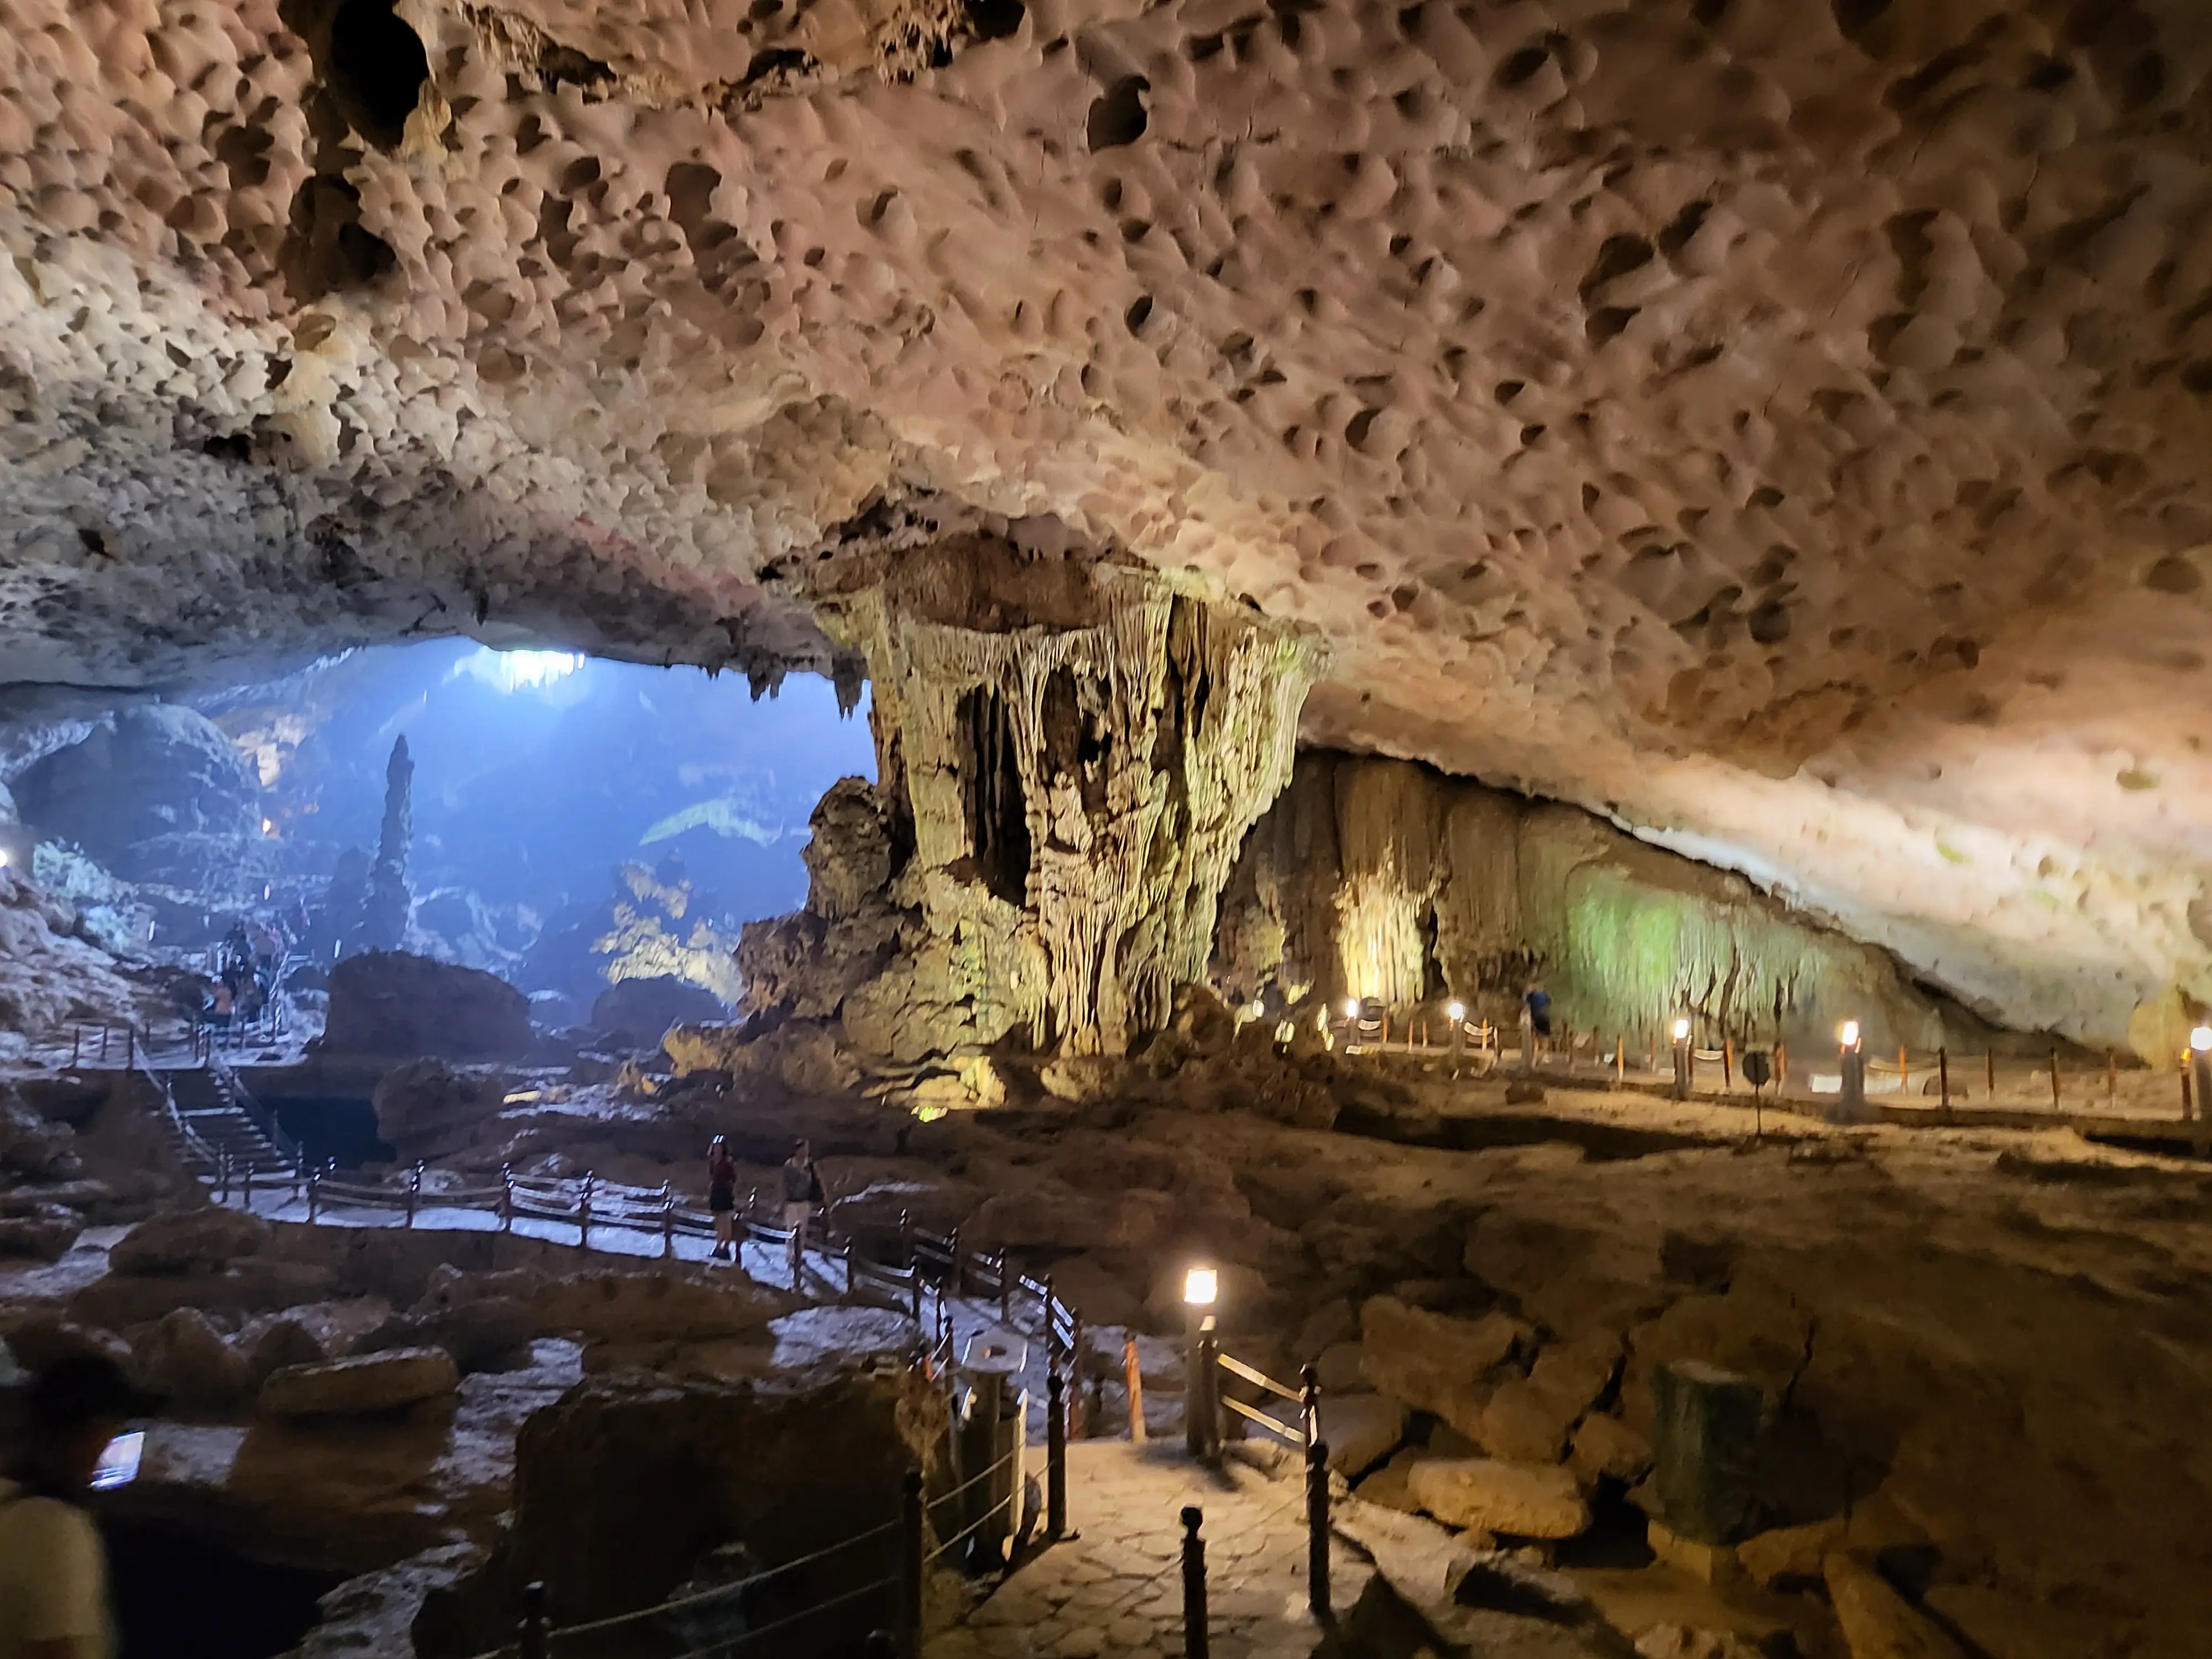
1446, 1001, 1467, 1074
1183, 1265, 1220, 1463
2191, 1028, 2212, 1154
1834, 1019, 1869, 1123
1671, 1017, 1692, 1100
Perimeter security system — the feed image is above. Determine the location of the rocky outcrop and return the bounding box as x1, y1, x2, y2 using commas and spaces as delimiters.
730, 545, 1325, 1066
12, 705, 261, 886
324, 952, 534, 1058
132, 1307, 254, 1408
351, 735, 415, 956
589, 975, 728, 1045
109, 1207, 271, 1276
259, 1347, 461, 1416
1405, 1458, 1590, 1540
426, 1368, 946, 1639
371, 1059, 512, 1157
1359, 1297, 1530, 1446
1217, 752, 2008, 1057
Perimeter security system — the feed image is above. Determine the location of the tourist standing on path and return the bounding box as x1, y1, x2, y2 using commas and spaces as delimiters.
1522, 982, 1552, 1073
780, 1139, 821, 1284
706, 1136, 738, 1261
1, 1354, 154, 1659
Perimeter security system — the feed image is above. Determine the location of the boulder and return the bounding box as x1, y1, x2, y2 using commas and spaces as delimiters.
1406, 1458, 1590, 1539
132, 1308, 253, 1408
1567, 1413, 1652, 1487
590, 975, 728, 1045
372, 1058, 513, 1155
325, 952, 534, 1059
0, 1090, 79, 1180
1359, 1295, 1529, 1442
2, 1315, 133, 1375
768, 1306, 917, 1371
1353, 1446, 1428, 1514
242, 1317, 327, 1381
497, 1369, 947, 1627
1475, 1333, 1620, 1463
109, 1207, 271, 1276
259, 1347, 460, 1417
0, 1207, 82, 1261
362, 1297, 537, 1374
1321, 1392, 1410, 1478
1824, 1554, 1969, 1659
415, 1262, 794, 1349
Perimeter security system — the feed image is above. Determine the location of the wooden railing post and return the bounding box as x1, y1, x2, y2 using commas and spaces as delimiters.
306, 1168, 320, 1224
899, 1470, 925, 1659
125, 1027, 134, 1070
948, 1227, 964, 1297
1181, 1506, 1209, 1659
241, 1162, 253, 1211
1938, 1047, 1950, 1119
500, 1164, 515, 1233
578, 1171, 594, 1249
2050, 1051, 2062, 1111
1987, 1050, 1996, 1097
999, 1255, 1013, 1326
1306, 1436, 1332, 1623
406, 1162, 422, 1228
1046, 1365, 1068, 1540
661, 1186, 675, 1259
1124, 1337, 1146, 1443
1300, 1363, 1320, 1448
70, 1026, 80, 1067
518, 1580, 549, 1659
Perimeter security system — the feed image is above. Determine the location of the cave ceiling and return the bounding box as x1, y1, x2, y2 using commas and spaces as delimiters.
3, 0, 2212, 1045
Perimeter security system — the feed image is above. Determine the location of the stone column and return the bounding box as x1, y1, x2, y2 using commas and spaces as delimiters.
815, 553, 1327, 1058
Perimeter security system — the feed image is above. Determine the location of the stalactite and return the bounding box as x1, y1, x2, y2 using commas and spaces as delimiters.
815, 559, 1327, 1057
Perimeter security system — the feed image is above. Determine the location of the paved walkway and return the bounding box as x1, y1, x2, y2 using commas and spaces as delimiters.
930, 1442, 1366, 1659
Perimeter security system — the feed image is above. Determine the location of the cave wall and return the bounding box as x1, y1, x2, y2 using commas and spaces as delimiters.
1217, 752, 1994, 1056
742, 548, 1326, 1058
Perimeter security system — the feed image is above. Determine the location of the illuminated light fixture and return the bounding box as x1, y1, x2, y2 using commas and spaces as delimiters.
2192, 1026, 2212, 1053
261, 818, 277, 836
1246, 1001, 1265, 1020
1839, 1020, 1862, 1050
1183, 1266, 1218, 1308
1446, 1001, 1465, 1022
0, 848, 11, 868
1671, 1018, 1691, 1042
1342, 997, 1361, 1019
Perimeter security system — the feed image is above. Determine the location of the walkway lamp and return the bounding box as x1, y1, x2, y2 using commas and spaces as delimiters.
1671, 1018, 1692, 1100
1835, 1018, 1868, 1123
1183, 1264, 1220, 1462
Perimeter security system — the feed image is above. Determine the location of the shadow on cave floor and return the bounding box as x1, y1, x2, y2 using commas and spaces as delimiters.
1331, 1101, 1727, 1162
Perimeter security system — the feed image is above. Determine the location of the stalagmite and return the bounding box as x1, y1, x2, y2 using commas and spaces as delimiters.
352, 734, 414, 954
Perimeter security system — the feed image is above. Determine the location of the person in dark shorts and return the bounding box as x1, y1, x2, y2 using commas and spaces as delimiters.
706, 1136, 738, 1260
1521, 982, 1553, 1070
780, 1139, 821, 1283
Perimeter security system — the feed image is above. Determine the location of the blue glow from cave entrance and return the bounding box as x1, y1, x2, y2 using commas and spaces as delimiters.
455, 646, 585, 693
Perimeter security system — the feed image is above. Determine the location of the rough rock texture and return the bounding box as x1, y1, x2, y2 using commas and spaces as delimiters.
588, 973, 728, 1042
427, 1369, 945, 1636
740, 544, 1325, 1058
1218, 751, 2005, 1054
11, 703, 262, 886
1359, 1295, 1529, 1444
108, 1207, 271, 1276
1, 1, 2211, 1042
323, 951, 534, 1057
371, 1058, 512, 1156
259, 1346, 462, 1416
349, 733, 415, 955
1405, 1456, 1590, 1539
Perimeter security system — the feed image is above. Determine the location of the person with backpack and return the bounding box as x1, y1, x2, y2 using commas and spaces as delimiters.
1, 1353, 155, 1659
780, 1139, 822, 1285
706, 1136, 739, 1262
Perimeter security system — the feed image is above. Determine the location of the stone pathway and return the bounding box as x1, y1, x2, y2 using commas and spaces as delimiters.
929, 1441, 1369, 1659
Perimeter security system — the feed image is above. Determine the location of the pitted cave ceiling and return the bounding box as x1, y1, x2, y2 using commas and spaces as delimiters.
1, 0, 2211, 1048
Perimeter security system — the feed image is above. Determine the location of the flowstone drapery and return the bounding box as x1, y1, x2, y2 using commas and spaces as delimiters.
747, 552, 1326, 1060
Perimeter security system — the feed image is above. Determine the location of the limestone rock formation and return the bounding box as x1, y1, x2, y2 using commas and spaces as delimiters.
259, 1347, 461, 1417
11, 704, 263, 888
371, 1058, 513, 1157
734, 542, 1324, 1062
588, 974, 729, 1045
109, 1207, 272, 1276
1405, 1457, 1590, 1540
3, 0, 2212, 1045
323, 951, 534, 1058
1219, 752, 2006, 1055
351, 734, 414, 955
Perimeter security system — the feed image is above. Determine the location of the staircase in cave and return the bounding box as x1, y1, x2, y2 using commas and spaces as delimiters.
160, 1066, 296, 1181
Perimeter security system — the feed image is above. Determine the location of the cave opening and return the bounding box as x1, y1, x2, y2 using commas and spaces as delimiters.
956, 684, 1031, 906
7, 640, 874, 1039
326, 0, 431, 151
260, 1092, 392, 1167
